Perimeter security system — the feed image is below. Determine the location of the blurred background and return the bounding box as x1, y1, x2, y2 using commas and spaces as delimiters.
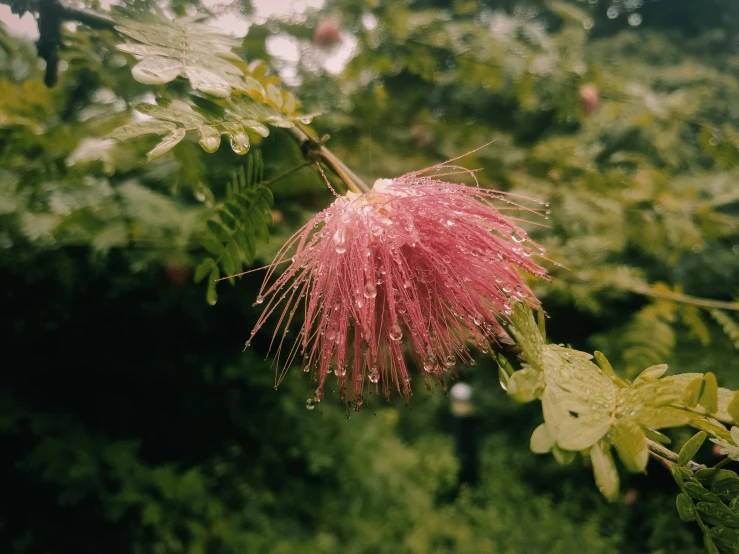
1, 0, 738, 552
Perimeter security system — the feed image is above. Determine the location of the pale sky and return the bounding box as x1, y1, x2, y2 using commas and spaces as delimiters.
0, 0, 355, 76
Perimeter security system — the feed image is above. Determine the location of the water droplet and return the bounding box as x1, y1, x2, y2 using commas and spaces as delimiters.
423, 359, 438, 373
244, 340, 251, 349
511, 229, 527, 243
199, 134, 220, 153
389, 324, 403, 341
335, 365, 347, 378
472, 312, 483, 326
306, 398, 316, 410
303, 365, 310, 373
230, 132, 250, 155
255, 295, 264, 304
333, 228, 347, 254
364, 283, 377, 299
445, 355, 456, 367
368, 366, 380, 383
403, 280, 411, 289
627, 12, 642, 26
471, 247, 481, 257
606, 6, 619, 19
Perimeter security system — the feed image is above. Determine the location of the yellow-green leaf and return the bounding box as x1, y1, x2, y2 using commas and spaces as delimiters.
678, 431, 706, 466
590, 441, 619, 502
530, 423, 554, 454
611, 420, 648, 472
683, 376, 704, 407
700, 372, 719, 414
557, 416, 611, 451
727, 391, 739, 424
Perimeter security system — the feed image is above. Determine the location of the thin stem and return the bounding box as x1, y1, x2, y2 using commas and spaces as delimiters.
286, 125, 371, 194
624, 284, 739, 312
262, 161, 313, 187
647, 439, 706, 472
712, 456, 732, 470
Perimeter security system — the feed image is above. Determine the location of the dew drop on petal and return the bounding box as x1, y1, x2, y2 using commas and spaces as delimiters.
364, 283, 378, 299
255, 295, 264, 304
306, 398, 316, 410
445, 355, 456, 367
368, 366, 380, 383
389, 324, 403, 341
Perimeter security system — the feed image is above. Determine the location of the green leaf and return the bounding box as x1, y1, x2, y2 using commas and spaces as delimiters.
727, 391, 739, 425
684, 481, 722, 503
676, 492, 696, 522
106, 120, 177, 141
557, 416, 611, 451
695, 469, 739, 485
696, 502, 739, 528
610, 420, 648, 472
713, 478, 739, 502
509, 305, 543, 370
114, 6, 241, 97
207, 220, 232, 242
590, 441, 619, 502
507, 367, 544, 403
701, 372, 719, 414
530, 423, 554, 454
678, 432, 707, 466
201, 234, 224, 256
225, 240, 241, 273
221, 243, 236, 278
710, 528, 739, 554
147, 128, 186, 160
206, 266, 219, 306
704, 533, 720, 554
593, 351, 626, 387
234, 230, 255, 262
683, 376, 705, 407
194, 259, 216, 283
634, 364, 668, 383
132, 102, 204, 127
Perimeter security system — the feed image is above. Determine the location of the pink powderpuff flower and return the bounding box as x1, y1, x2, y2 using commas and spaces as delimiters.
245, 157, 549, 409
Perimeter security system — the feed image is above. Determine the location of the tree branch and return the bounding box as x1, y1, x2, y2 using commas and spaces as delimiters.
647, 439, 706, 472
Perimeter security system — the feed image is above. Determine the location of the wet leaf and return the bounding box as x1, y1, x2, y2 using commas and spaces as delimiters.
557, 416, 610, 451
194, 259, 216, 283
507, 367, 544, 403
678, 432, 707, 466
728, 391, 739, 425
684, 481, 722, 503
590, 441, 619, 501
633, 364, 668, 383
610, 420, 648, 472
676, 492, 696, 522
696, 502, 739, 528
530, 423, 554, 454
147, 128, 186, 160
106, 120, 177, 141
683, 376, 704, 407
701, 372, 719, 414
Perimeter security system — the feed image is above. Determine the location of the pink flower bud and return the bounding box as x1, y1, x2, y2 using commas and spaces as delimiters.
313, 19, 341, 48
579, 84, 600, 115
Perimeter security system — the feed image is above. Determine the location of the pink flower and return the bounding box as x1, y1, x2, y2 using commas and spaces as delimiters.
246, 159, 549, 409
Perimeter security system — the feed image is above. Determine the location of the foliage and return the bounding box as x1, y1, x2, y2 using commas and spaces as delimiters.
1, 0, 739, 553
